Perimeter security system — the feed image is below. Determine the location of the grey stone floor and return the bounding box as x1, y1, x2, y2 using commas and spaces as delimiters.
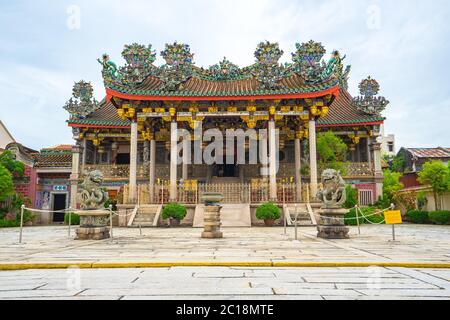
0, 267, 449, 300
0, 225, 449, 264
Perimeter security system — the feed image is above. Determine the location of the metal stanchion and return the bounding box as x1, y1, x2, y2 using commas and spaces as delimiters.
68, 208, 72, 238
294, 209, 299, 241
355, 205, 361, 235
109, 204, 113, 239
139, 224, 142, 236
19, 205, 25, 244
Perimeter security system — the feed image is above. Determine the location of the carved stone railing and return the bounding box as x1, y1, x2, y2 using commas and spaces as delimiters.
81, 164, 170, 181
341, 162, 374, 177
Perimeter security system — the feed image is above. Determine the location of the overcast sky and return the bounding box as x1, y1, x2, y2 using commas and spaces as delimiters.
0, 0, 449, 151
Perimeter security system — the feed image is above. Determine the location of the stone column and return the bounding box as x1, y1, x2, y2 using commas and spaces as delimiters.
82, 138, 87, 165
367, 137, 372, 165
182, 137, 189, 180
268, 119, 277, 201
149, 138, 156, 200
69, 144, 82, 209
169, 120, 178, 201
294, 137, 302, 201
128, 121, 138, 203
309, 119, 318, 200
259, 130, 268, 178
371, 140, 383, 200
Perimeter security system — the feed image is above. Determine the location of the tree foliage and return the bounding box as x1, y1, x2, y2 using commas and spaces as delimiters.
382, 169, 404, 204
316, 131, 348, 174
0, 164, 14, 202
417, 161, 450, 210
0, 151, 25, 178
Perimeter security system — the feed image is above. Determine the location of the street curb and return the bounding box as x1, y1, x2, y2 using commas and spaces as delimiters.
1, 261, 449, 270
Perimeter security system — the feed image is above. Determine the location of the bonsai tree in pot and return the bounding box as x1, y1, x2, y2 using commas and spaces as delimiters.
162, 203, 187, 227
256, 202, 281, 227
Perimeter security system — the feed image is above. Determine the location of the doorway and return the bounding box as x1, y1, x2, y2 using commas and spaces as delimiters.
52, 194, 67, 223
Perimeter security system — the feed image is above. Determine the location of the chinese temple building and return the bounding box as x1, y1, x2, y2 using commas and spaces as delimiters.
64, 41, 389, 224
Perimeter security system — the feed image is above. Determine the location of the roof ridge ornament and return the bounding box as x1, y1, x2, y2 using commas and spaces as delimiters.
352, 76, 389, 115
119, 43, 157, 85
158, 41, 194, 91
208, 57, 242, 81
291, 41, 351, 87
252, 41, 285, 89
63, 81, 100, 120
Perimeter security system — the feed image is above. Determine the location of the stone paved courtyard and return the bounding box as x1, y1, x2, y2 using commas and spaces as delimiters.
0, 225, 449, 300
0, 267, 449, 300
0, 225, 449, 264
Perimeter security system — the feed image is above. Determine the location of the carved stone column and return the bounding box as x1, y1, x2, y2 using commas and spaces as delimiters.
309, 119, 318, 200
69, 144, 82, 208
129, 121, 138, 203
268, 119, 277, 201
371, 140, 383, 200
295, 136, 302, 202
182, 137, 189, 180
169, 120, 178, 201
149, 138, 156, 201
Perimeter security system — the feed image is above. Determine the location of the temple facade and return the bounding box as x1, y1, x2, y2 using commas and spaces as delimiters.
64, 41, 389, 212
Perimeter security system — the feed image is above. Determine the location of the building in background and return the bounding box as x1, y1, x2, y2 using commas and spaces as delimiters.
0, 120, 15, 150
381, 133, 396, 156
4, 143, 72, 224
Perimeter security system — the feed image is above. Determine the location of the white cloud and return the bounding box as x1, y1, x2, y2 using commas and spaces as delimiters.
0, 0, 449, 150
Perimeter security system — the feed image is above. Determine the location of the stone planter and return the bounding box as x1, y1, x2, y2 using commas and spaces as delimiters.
264, 219, 275, 227
201, 192, 224, 239
75, 210, 110, 240
169, 218, 180, 227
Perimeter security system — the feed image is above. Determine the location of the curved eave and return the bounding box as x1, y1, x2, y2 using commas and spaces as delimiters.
317, 119, 385, 128
68, 123, 131, 129
105, 85, 340, 102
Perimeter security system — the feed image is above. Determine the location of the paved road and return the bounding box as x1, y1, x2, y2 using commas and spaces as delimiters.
0, 225, 449, 264
0, 267, 449, 300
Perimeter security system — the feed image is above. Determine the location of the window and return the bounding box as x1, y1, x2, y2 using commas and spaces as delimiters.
388, 142, 394, 153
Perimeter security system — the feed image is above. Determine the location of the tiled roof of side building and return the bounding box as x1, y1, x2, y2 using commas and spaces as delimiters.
34, 151, 72, 168
406, 148, 450, 159
68, 89, 384, 128
317, 90, 384, 126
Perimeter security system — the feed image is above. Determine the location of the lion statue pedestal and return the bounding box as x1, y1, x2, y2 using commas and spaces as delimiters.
316, 169, 350, 239
75, 210, 110, 240
74, 170, 110, 240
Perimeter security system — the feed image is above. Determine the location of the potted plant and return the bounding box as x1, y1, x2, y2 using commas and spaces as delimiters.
256, 202, 281, 227
162, 203, 187, 227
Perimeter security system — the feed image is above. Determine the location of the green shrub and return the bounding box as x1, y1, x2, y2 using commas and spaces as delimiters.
343, 185, 358, 209
162, 203, 187, 221
406, 210, 429, 224
0, 219, 20, 228
428, 211, 450, 225
344, 207, 385, 226
256, 202, 281, 220
64, 212, 80, 225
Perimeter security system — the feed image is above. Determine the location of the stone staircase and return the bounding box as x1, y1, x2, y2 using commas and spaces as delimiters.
128, 205, 162, 227
193, 204, 251, 227
283, 203, 317, 226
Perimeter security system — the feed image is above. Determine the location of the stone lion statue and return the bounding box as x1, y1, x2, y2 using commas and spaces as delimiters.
78, 170, 109, 210
316, 169, 346, 208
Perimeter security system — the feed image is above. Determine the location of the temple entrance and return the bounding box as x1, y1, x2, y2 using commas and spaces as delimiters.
116, 153, 130, 165
52, 193, 67, 223
214, 164, 236, 177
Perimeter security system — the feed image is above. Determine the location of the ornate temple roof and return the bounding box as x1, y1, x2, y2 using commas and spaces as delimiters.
100, 41, 350, 100
68, 89, 385, 128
